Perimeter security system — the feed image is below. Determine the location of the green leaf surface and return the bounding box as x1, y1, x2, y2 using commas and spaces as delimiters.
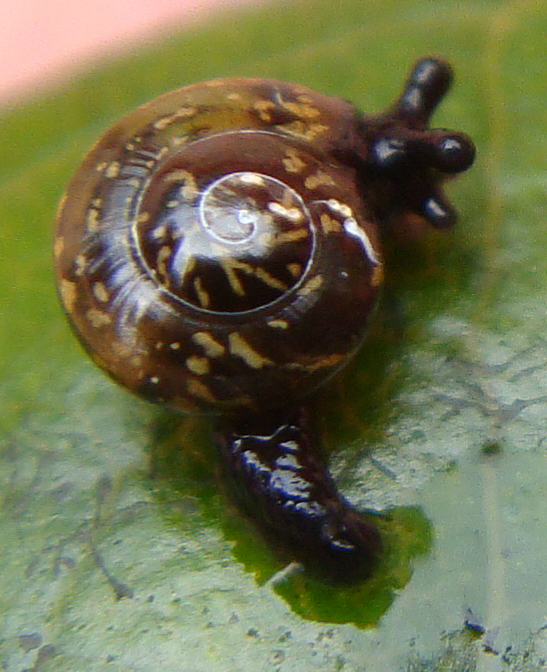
1, 0, 546, 670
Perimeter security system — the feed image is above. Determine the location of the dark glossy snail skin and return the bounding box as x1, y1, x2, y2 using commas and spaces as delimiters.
55, 57, 475, 579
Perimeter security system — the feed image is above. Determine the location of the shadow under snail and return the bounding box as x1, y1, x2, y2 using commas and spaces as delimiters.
54, 56, 475, 581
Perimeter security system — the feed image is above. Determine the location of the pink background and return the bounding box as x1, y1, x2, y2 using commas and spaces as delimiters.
0, 0, 268, 103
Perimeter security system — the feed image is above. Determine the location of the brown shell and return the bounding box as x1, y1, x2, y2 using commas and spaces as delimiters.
54, 78, 382, 414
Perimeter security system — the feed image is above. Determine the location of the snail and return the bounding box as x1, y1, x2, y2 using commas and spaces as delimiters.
54, 57, 475, 580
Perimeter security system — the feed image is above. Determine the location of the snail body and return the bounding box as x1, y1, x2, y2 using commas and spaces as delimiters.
55, 58, 475, 578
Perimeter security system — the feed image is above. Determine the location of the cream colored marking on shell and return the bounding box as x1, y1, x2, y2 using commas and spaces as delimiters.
304, 170, 336, 191
127, 177, 141, 189
287, 263, 301, 277
153, 108, 197, 130
169, 341, 181, 350
187, 377, 217, 404
343, 218, 380, 265
54, 236, 65, 260
155, 341, 164, 350
60, 279, 77, 312
229, 332, 272, 369
251, 265, 288, 291
157, 146, 170, 160
253, 100, 275, 122
281, 101, 321, 119
220, 258, 245, 296
150, 376, 160, 384
138, 212, 150, 224
86, 208, 100, 232
267, 202, 305, 223
75, 255, 86, 276
267, 319, 289, 329
327, 199, 353, 218
282, 121, 329, 141
86, 309, 112, 328
167, 199, 180, 208
125, 142, 135, 151
170, 136, 189, 148
297, 274, 323, 296
320, 213, 342, 234
219, 258, 287, 293
163, 169, 199, 202
105, 162, 120, 179
297, 94, 314, 104
93, 282, 109, 303
193, 277, 211, 309
95, 161, 107, 173
226, 91, 243, 102
151, 224, 167, 241
274, 228, 309, 245
192, 332, 225, 358
92, 197, 103, 208
237, 259, 288, 292
186, 356, 211, 375
282, 149, 306, 174
156, 246, 172, 283
240, 173, 265, 186
153, 115, 175, 131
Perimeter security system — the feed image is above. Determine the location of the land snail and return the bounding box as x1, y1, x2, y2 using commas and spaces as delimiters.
55, 56, 475, 580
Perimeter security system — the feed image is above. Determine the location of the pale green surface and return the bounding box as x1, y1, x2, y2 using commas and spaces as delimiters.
1, 0, 547, 670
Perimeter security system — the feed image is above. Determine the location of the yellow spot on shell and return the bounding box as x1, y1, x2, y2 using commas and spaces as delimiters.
156, 246, 172, 283
105, 162, 120, 179
186, 356, 211, 375
268, 202, 305, 223
305, 171, 336, 191
282, 121, 328, 141
287, 263, 301, 277
153, 107, 198, 130
282, 149, 306, 174
93, 282, 109, 303
267, 319, 289, 329
228, 333, 272, 369
86, 208, 100, 232
86, 309, 111, 328
164, 169, 199, 201
169, 342, 181, 350
75, 255, 86, 276
192, 332, 225, 357
320, 213, 342, 234
253, 100, 276, 122
274, 229, 309, 245
194, 277, 210, 309
298, 274, 323, 296
60, 279, 77, 312
282, 101, 321, 119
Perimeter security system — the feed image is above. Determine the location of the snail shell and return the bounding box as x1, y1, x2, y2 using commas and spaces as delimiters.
55, 57, 475, 577
55, 77, 383, 415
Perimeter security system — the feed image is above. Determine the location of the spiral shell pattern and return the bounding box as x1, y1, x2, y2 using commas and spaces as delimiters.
55, 78, 382, 413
